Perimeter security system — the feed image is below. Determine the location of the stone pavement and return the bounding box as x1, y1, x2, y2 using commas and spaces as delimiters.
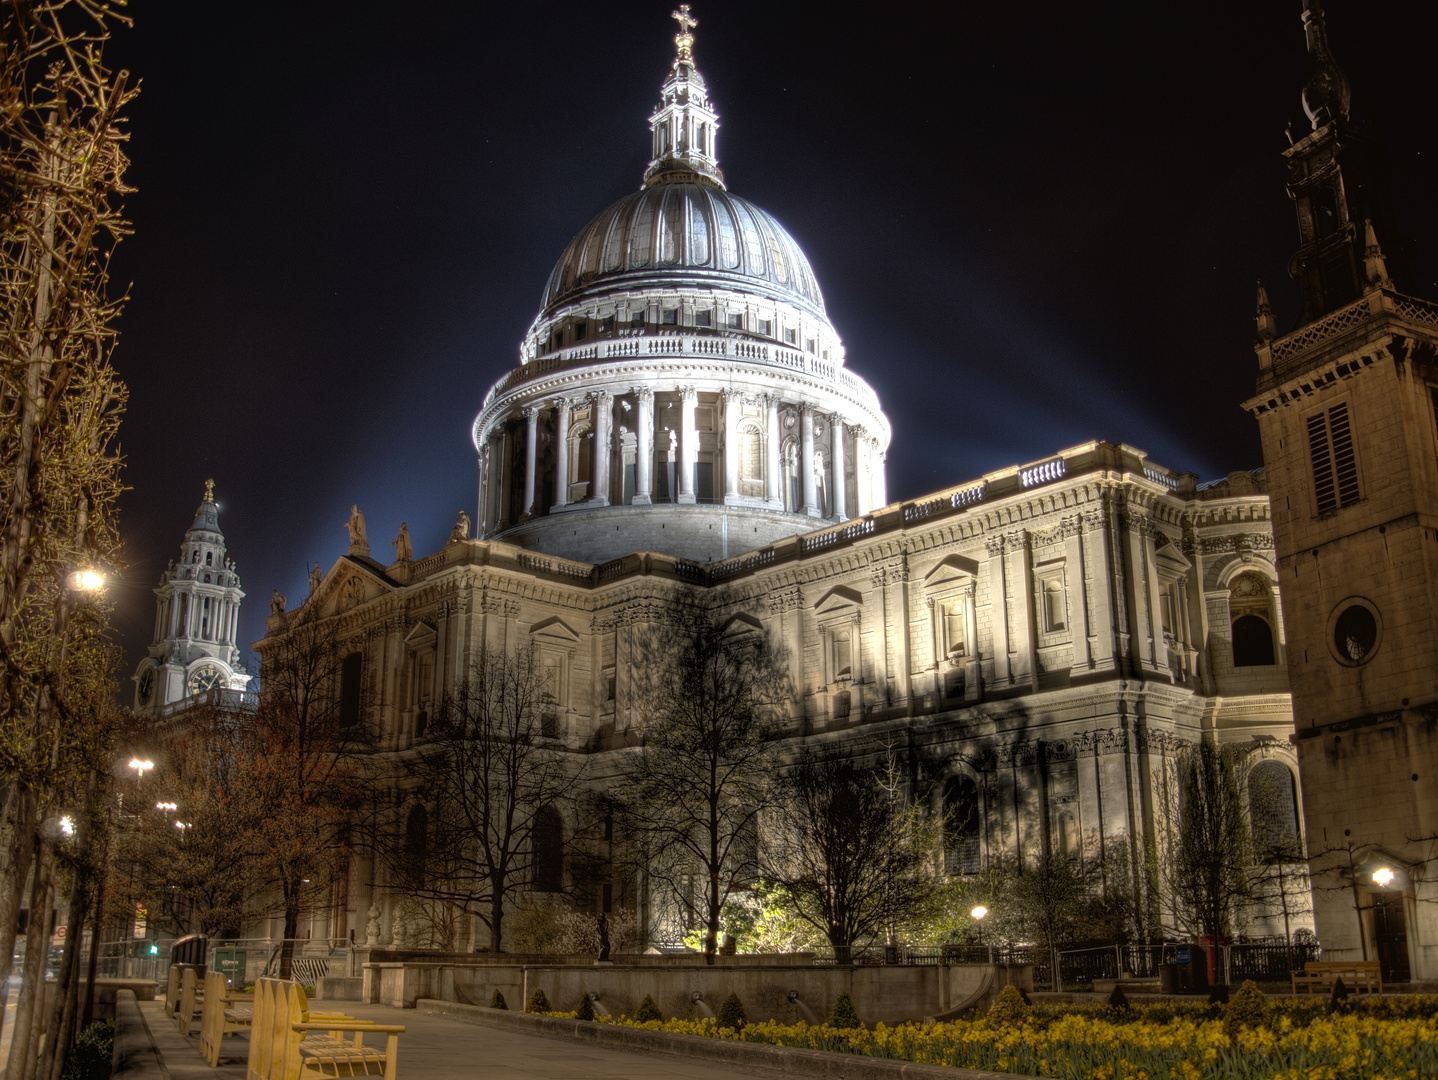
133, 997, 784, 1080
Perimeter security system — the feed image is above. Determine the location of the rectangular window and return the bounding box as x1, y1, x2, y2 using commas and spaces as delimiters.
602, 314, 615, 334
832, 633, 852, 679
574, 321, 586, 341
758, 319, 772, 336
806, 339, 816, 354
661, 308, 678, 325
629, 309, 645, 327
550, 329, 561, 349
694, 460, 715, 503
1307, 401, 1361, 515
784, 327, 797, 345
339, 651, 363, 729
695, 310, 712, 327
726, 313, 742, 330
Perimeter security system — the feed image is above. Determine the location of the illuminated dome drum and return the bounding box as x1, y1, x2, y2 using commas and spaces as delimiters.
472, 13, 890, 564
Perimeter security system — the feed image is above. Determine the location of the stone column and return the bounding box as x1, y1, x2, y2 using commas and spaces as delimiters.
633, 387, 654, 505
722, 390, 740, 503
522, 406, 539, 518
590, 391, 613, 506
872, 445, 888, 508
764, 395, 783, 510
800, 405, 819, 517
476, 447, 488, 534
830, 414, 847, 521
678, 386, 697, 504
987, 536, 1012, 685
551, 398, 571, 511
490, 429, 507, 529
853, 426, 871, 517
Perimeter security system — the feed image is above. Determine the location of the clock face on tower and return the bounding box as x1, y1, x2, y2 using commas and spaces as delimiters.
137, 667, 154, 707
187, 664, 225, 695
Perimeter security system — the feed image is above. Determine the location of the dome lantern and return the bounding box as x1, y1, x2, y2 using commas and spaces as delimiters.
643, 5, 725, 190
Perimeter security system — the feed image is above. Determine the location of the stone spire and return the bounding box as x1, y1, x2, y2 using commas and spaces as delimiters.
642, 5, 726, 189
1300, 1, 1350, 129
1362, 219, 1391, 287
1255, 280, 1277, 344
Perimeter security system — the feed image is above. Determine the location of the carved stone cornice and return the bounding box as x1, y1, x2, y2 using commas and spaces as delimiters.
768, 585, 803, 613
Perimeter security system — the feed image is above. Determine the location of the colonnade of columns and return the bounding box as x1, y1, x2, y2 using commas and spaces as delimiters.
479, 389, 885, 534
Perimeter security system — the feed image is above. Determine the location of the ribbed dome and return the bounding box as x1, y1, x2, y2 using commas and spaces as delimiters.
540, 183, 826, 318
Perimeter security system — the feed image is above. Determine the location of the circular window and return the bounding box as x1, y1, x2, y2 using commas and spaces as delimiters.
1327, 597, 1382, 666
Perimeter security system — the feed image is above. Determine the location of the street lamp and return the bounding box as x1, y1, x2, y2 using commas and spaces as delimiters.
155, 802, 177, 812
1372, 867, 1395, 887
971, 905, 990, 961
68, 569, 105, 592
127, 758, 154, 780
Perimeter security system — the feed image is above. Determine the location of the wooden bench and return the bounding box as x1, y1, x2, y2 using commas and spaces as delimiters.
199, 970, 255, 1066
164, 967, 182, 1018
1291, 960, 1383, 995
247, 978, 403, 1080
176, 966, 207, 1035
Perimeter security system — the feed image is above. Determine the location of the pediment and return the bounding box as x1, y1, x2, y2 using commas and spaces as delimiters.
720, 612, 764, 637
1153, 541, 1192, 577
923, 554, 980, 587
813, 584, 863, 615
404, 621, 437, 646
528, 616, 580, 642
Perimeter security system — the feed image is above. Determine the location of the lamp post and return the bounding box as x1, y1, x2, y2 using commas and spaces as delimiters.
971, 905, 990, 962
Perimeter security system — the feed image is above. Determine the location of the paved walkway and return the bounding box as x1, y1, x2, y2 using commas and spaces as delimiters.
135, 998, 783, 1080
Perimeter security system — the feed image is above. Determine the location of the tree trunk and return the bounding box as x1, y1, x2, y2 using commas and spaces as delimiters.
704, 870, 719, 966
280, 890, 300, 980
39, 871, 88, 1080
489, 894, 503, 953
10, 837, 56, 1080
80, 871, 103, 1031
0, 788, 37, 1048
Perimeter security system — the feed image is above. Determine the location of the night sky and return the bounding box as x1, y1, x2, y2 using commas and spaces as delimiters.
103, 1, 1438, 680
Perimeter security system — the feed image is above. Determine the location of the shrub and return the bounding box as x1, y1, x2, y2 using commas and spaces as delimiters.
1208, 982, 1230, 1005
61, 1020, 115, 1080
526, 987, 551, 1014
634, 994, 663, 1022
828, 990, 861, 1029
1329, 977, 1350, 1011
717, 991, 747, 1029
987, 984, 1032, 1027
489, 989, 508, 1010
576, 992, 595, 1021
1223, 980, 1274, 1037
1106, 984, 1130, 1012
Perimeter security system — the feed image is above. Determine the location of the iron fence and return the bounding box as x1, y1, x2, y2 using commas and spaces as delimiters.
1054, 941, 1323, 988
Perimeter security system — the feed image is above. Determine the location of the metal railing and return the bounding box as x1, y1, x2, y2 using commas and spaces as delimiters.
1055, 941, 1324, 988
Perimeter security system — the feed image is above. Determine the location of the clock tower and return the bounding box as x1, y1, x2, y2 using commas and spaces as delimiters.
133, 481, 253, 714
1243, 2, 1438, 982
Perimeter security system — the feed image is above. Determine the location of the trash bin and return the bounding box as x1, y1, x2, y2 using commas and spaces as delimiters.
212, 948, 247, 988
1158, 963, 1178, 993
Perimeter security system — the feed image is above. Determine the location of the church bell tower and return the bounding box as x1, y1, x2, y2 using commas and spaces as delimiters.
132, 481, 252, 714
1243, 2, 1438, 983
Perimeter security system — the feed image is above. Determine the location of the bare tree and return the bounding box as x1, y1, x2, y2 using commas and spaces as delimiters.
622, 614, 784, 964
374, 646, 581, 952
762, 751, 936, 962
1156, 740, 1253, 959
250, 603, 364, 976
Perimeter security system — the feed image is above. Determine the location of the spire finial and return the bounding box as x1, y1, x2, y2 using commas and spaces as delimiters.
203, 478, 215, 503
1362, 219, 1391, 287
1255, 280, 1277, 343
1301, 1, 1351, 129
672, 5, 697, 62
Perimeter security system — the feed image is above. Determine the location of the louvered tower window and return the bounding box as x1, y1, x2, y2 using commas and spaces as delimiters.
1306, 402, 1361, 515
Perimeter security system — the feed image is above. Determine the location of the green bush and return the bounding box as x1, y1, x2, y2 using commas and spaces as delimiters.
634, 994, 663, 1022
717, 991, 746, 1029
828, 990, 861, 1030
489, 989, 508, 1010
61, 1020, 115, 1080
526, 987, 551, 1014
576, 992, 595, 1021
1223, 980, 1274, 1037
987, 984, 1032, 1027
1106, 984, 1130, 1012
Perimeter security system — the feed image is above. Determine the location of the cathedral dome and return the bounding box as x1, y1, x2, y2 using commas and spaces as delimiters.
540, 184, 826, 319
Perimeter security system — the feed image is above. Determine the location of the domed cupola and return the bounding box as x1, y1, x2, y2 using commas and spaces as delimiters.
471, 6, 890, 565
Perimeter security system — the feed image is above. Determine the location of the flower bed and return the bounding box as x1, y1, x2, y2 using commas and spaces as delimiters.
574, 996, 1438, 1079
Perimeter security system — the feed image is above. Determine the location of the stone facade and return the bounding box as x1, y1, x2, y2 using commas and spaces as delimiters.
1238, 2, 1438, 983
263, 441, 1304, 949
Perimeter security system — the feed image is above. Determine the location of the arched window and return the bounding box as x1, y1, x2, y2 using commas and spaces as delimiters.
532, 806, 563, 892
1248, 761, 1300, 860
403, 804, 428, 885
339, 651, 363, 729
1229, 572, 1277, 667
943, 775, 981, 875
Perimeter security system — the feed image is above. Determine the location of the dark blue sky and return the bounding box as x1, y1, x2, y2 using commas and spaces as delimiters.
103, 1, 1438, 678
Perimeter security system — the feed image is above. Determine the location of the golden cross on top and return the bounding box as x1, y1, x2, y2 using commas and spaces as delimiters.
203, 478, 215, 502
672, 5, 698, 36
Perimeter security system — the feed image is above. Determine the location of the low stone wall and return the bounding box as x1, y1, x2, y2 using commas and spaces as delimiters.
365, 960, 1030, 1025
416, 997, 1044, 1080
